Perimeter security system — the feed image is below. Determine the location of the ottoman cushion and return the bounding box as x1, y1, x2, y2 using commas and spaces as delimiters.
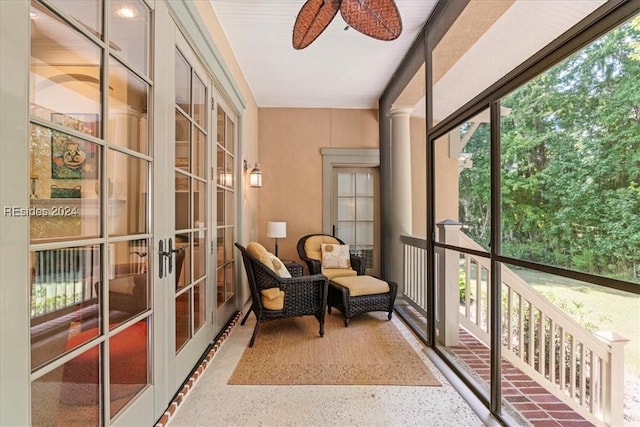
321, 267, 358, 280
332, 275, 390, 297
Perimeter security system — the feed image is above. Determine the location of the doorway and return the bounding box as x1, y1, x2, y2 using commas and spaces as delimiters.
321, 148, 381, 277
332, 167, 380, 276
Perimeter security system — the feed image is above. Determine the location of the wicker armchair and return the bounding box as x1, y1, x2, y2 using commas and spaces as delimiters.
235, 242, 328, 347
297, 234, 366, 277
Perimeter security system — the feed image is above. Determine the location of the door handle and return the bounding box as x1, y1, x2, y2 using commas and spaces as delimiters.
159, 238, 183, 279
159, 239, 166, 278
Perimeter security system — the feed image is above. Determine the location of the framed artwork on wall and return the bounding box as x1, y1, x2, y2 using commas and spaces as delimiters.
50, 113, 99, 180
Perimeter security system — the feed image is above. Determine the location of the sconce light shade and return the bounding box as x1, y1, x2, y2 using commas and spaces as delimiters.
244, 159, 263, 188
249, 165, 262, 188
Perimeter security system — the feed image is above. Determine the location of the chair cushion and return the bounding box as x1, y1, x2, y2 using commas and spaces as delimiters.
321, 243, 351, 269
247, 242, 292, 278
260, 288, 285, 310
247, 242, 273, 269
332, 275, 390, 297
321, 267, 358, 280
304, 235, 339, 261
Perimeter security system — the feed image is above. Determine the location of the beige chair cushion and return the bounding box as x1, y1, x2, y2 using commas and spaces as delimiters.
247, 242, 274, 271
260, 288, 285, 310
332, 275, 390, 297
321, 268, 358, 280
304, 235, 339, 261
321, 243, 351, 269
247, 242, 292, 277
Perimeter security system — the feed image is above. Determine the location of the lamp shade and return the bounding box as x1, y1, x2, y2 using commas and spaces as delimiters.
266, 221, 287, 239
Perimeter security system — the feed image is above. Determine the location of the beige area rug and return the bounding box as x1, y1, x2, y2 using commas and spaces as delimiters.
228, 312, 441, 386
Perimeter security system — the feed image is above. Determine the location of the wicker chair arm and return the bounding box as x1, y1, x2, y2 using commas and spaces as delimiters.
278, 274, 328, 314
303, 258, 322, 275
278, 273, 327, 287
349, 255, 366, 275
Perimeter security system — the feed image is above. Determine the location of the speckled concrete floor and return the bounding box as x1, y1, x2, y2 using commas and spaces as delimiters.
167, 311, 487, 427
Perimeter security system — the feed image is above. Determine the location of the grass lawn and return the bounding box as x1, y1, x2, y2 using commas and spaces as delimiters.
513, 268, 640, 377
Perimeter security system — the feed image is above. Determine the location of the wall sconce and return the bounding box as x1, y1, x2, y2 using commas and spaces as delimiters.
244, 159, 263, 188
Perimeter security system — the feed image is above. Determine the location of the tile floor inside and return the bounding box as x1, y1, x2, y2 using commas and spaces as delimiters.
161, 310, 487, 427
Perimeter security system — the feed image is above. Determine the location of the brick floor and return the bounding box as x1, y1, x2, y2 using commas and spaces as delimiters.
452, 329, 595, 426
400, 304, 595, 427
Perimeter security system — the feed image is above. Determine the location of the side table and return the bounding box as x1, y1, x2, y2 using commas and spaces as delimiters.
282, 259, 304, 277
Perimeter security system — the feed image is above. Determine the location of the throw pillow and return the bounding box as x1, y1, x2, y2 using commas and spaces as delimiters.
321, 243, 351, 269
268, 253, 292, 278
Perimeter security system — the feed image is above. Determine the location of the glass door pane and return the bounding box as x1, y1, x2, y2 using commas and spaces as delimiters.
215, 102, 237, 321
29, 0, 153, 424
173, 46, 209, 354
334, 168, 378, 275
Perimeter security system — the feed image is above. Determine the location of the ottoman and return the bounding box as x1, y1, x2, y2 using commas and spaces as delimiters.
327, 275, 398, 326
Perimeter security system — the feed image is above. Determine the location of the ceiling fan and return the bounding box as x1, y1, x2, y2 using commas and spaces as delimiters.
292, 0, 403, 49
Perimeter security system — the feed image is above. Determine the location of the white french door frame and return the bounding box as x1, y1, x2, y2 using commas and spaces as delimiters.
167, 28, 216, 393
211, 92, 241, 330
321, 148, 381, 276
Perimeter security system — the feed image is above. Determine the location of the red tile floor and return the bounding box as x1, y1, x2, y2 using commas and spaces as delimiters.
450, 329, 594, 427
399, 304, 595, 426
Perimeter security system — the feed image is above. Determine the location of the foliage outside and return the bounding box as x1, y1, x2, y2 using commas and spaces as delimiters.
459, 17, 640, 282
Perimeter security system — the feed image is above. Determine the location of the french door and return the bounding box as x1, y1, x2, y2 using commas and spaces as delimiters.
27, 0, 157, 425
332, 167, 380, 276
214, 98, 239, 328
171, 32, 215, 389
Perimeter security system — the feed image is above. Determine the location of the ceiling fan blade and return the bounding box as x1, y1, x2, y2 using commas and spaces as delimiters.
292, 0, 342, 49
340, 0, 402, 41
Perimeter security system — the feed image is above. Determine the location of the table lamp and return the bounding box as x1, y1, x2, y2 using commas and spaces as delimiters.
266, 221, 286, 257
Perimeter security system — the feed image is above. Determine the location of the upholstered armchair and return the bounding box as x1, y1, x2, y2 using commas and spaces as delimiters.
235, 242, 328, 347
297, 234, 366, 279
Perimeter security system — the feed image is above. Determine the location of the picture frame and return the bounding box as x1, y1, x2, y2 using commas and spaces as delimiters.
50, 113, 99, 180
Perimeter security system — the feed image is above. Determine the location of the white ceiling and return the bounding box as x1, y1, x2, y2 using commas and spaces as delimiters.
209, 0, 438, 109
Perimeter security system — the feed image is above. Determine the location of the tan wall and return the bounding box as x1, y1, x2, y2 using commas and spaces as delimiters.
257, 108, 378, 262
408, 117, 460, 238
434, 134, 459, 224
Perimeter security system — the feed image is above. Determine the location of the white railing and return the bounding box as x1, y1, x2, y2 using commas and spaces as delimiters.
401, 229, 628, 427
31, 247, 98, 317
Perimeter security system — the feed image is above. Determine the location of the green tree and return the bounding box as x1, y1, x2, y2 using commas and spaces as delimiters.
460, 16, 640, 280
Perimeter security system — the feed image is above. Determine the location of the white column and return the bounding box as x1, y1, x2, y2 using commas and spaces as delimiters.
388, 106, 414, 286
436, 220, 462, 346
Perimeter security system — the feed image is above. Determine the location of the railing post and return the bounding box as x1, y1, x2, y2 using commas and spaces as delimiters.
595, 331, 629, 427
436, 220, 462, 346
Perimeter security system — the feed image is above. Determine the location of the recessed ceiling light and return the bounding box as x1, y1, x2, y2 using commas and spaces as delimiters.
116, 7, 136, 19
30, 9, 37, 18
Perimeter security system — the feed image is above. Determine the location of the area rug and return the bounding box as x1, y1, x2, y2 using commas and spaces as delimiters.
227, 312, 441, 386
